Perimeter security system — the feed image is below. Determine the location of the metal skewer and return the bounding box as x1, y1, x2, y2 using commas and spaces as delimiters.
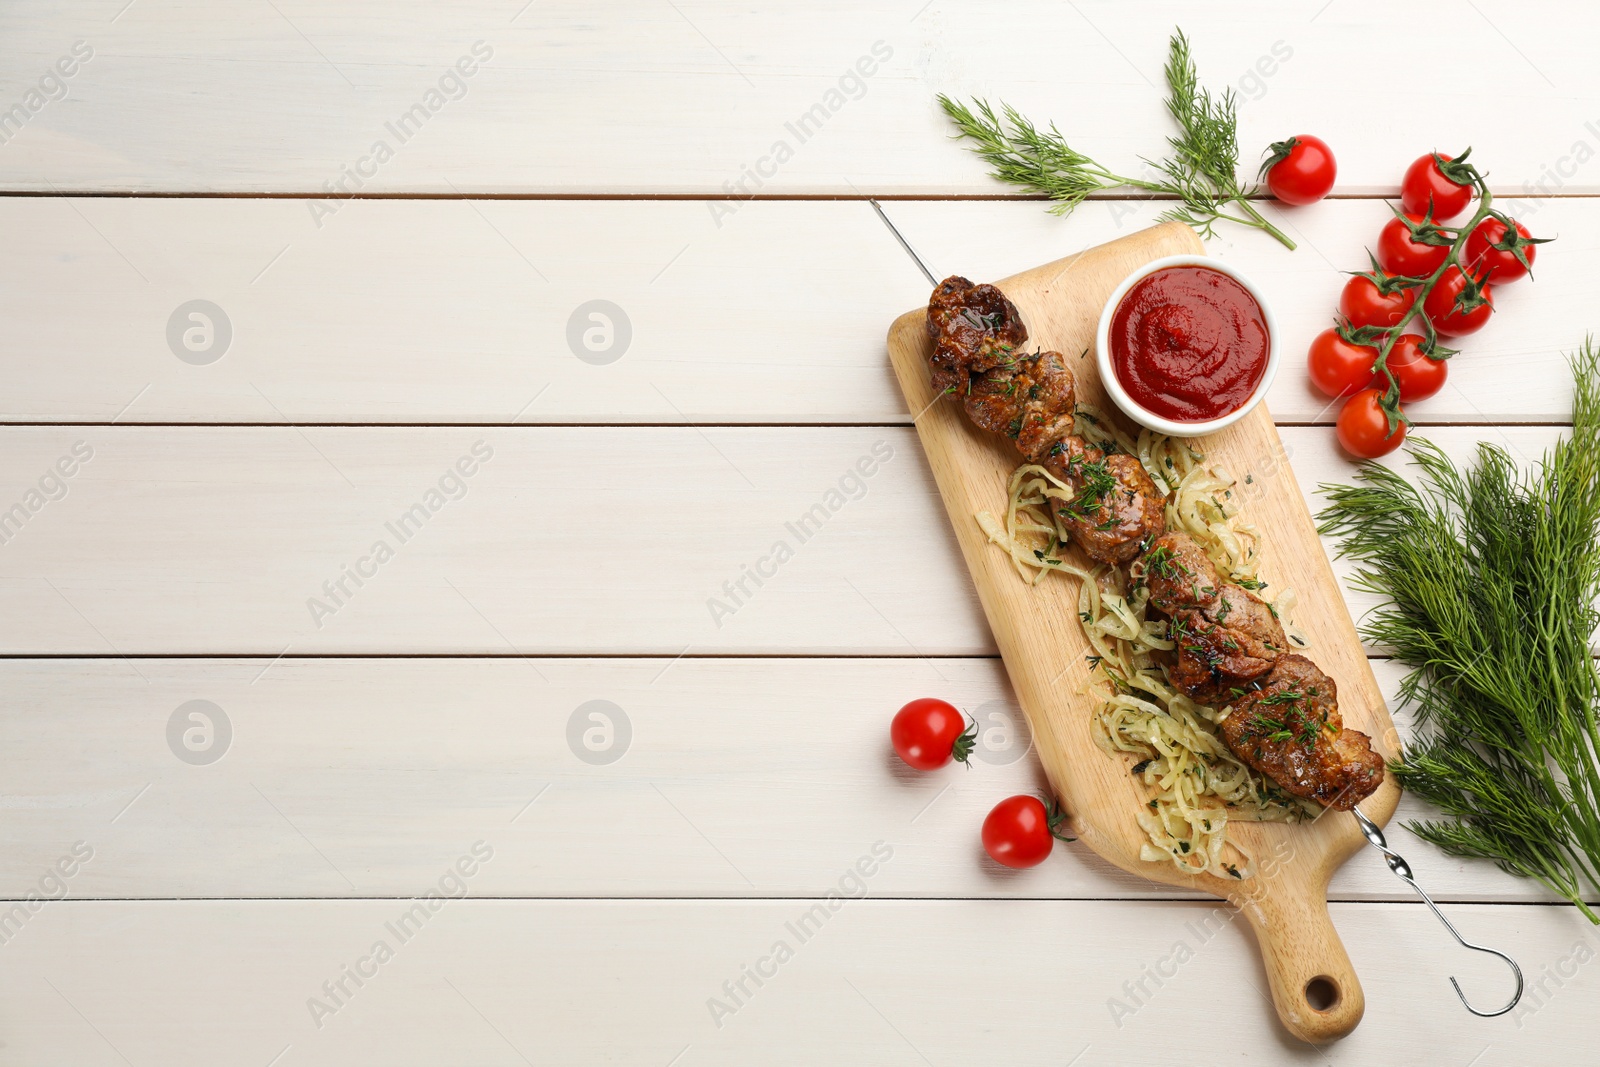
1352, 807, 1524, 1017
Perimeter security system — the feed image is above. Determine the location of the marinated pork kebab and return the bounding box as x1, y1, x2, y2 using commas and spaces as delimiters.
927, 276, 1384, 810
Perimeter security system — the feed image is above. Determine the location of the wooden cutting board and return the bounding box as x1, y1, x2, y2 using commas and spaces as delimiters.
885, 222, 1402, 1044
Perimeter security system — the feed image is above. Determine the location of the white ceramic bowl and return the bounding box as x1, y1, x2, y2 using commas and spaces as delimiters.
1094, 254, 1279, 437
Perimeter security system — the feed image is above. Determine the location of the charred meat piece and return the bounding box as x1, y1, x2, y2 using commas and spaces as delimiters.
963, 349, 1077, 463
926, 276, 1030, 394
1219, 654, 1385, 809
1142, 531, 1224, 613
1165, 596, 1286, 702
1043, 438, 1168, 565
1142, 532, 1286, 700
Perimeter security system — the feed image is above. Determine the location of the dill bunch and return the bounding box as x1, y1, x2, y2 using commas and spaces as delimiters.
1319, 341, 1600, 921
937, 30, 1294, 249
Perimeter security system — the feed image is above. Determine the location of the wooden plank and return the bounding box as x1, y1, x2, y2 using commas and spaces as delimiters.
0, 424, 1565, 655
0, 196, 1589, 425
0, 655, 1575, 905
1, 2, 1597, 197
0, 198, 922, 424
0, 898, 1585, 1062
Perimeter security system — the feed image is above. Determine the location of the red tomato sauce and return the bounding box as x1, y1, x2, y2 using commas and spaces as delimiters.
1108, 266, 1270, 423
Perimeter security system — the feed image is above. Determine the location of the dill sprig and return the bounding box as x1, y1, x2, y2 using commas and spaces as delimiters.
1318, 341, 1600, 921
937, 30, 1294, 250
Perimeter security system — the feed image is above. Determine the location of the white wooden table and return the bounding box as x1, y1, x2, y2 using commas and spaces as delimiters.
0, 2, 1595, 1062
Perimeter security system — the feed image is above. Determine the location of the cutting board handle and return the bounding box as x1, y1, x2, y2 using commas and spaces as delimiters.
1238, 888, 1365, 1042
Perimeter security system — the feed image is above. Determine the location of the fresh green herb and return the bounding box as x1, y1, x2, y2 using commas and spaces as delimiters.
936, 30, 1294, 249
1318, 344, 1600, 922
1250, 712, 1283, 734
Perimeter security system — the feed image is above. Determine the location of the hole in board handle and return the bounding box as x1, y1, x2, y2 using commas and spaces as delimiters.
1304, 976, 1340, 1013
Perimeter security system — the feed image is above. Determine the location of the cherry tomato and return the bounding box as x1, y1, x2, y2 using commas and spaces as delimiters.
1423, 266, 1494, 337
1377, 213, 1450, 279
1307, 327, 1379, 398
1260, 135, 1337, 206
1339, 272, 1414, 329
1401, 153, 1473, 221
981, 795, 1068, 869
1465, 217, 1538, 285
890, 698, 974, 771
1336, 388, 1406, 459
1384, 336, 1448, 403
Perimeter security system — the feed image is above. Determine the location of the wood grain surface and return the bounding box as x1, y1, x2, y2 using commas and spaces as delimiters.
886, 222, 1402, 1041
5, 3, 1595, 1061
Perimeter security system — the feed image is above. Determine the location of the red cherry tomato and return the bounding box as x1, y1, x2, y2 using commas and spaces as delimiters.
1423, 266, 1494, 337
1260, 135, 1337, 206
1307, 327, 1379, 398
1465, 217, 1538, 285
1384, 336, 1448, 403
1336, 388, 1406, 459
1401, 153, 1473, 221
1377, 213, 1450, 279
1339, 272, 1414, 329
890, 698, 974, 771
981, 795, 1067, 869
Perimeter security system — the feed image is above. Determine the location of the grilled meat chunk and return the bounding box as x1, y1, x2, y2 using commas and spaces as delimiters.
1142, 531, 1225, 614
925, 276, 1029, 394
1142, 532, 1286, 699
964, 349, 1077, 462
1043, 438, 1168, 565
1219, 654, 1385, 809
1166, 599, 1286, 702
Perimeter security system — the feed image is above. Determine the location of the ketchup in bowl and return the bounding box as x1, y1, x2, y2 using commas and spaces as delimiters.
1107, 265, 1271, 424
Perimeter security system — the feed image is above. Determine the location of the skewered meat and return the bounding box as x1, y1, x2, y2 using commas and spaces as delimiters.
921, 274, 1385, 810
964, 349, 1077, 462
1219, 654, 1385, 810
925, 276, 1029, 394
1142, 531, 1383, 806
1044, 437, 1169, 565
1142, 532, 1286, 699
925, 276, 1168, 564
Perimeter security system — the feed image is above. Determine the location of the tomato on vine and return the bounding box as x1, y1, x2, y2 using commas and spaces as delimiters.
1466, 217, 1544, 284
1307, 327, 1379, 398
981, 794, 1075, 869
1401, 152, 1475, 221
1337, 389, 1406, 459
1259, 135, 1337, 206
890, 698, 975, 770
1424, 266, 1494, 336
1339, 255, 1416, 328
1377, 211, 1451, 278
1311, 148, 1547, 453
1386, 336, 1449, 403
